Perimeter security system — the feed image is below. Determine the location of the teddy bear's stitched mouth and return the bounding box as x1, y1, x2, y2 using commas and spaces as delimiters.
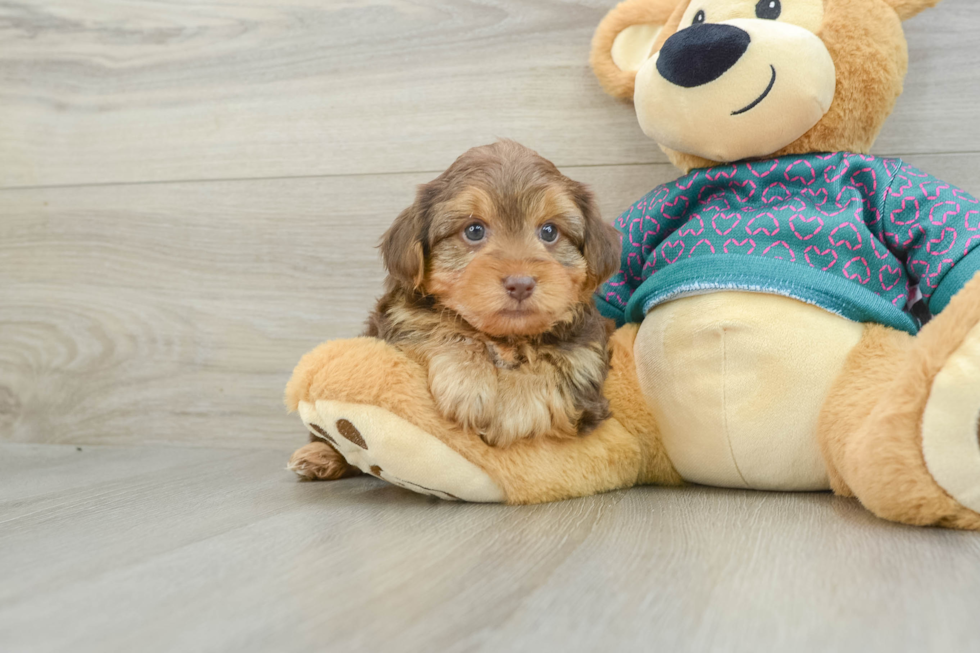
732, 65, 777, 116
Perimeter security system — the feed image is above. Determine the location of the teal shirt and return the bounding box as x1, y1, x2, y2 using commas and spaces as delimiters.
596, 153, 980, 334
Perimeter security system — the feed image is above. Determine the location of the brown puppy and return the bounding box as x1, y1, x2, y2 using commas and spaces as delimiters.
289, 140, 621, 479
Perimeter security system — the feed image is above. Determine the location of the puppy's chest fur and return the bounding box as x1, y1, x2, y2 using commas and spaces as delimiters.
366, 288, 611, 447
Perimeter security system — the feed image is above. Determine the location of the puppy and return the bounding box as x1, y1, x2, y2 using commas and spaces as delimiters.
289, 141, 621, 479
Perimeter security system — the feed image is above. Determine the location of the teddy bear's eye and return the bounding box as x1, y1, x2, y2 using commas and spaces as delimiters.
692, 9, 706, 25
755, 0, 781, 19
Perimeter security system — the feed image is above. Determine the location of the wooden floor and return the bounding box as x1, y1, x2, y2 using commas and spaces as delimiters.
3, 1, 980, 650
2, 442, 979, 653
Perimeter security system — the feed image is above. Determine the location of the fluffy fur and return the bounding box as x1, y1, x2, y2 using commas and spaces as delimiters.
290, 141, 622, 477
284, 333, 680, 504
366, 141, 620, 447
818, 273, 980, 530
288, 441, 363, 480
589, 0, 683, 100
590, 0, 913, 173
287, 0, 980, 530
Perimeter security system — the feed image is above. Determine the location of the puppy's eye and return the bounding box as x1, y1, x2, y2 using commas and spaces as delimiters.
539, 223, 559, 243
692, 9, 706, 25
755, 0, 780, 19
463, 222, 486, 243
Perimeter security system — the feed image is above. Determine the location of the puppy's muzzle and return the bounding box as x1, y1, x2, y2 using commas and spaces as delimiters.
503, 276, 536, 301
656, 23, 750, 88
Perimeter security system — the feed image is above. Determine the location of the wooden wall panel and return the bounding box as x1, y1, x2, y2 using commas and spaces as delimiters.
1, 0, 978, 448
1, 0, 976, 188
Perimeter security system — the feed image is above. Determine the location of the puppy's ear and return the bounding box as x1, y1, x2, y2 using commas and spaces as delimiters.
380, 192, 429, 290
572, 183, 622, 289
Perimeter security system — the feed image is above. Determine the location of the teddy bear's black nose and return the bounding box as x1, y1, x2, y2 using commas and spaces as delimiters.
656, 24, 751, 88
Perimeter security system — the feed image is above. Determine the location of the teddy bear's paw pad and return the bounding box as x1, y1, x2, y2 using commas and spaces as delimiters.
922, 321, 980, 513
297, 400, 505, 503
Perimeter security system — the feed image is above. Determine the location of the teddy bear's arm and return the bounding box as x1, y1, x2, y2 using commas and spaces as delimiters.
881, 162, 980, 315
595, 187, 675, 327
286, 332, 666, 504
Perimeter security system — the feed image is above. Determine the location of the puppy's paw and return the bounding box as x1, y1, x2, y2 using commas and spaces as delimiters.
287, 441, 362, 481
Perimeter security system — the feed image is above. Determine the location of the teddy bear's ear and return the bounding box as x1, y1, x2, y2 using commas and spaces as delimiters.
590, 0, 690, 100
885, 0, 943, 21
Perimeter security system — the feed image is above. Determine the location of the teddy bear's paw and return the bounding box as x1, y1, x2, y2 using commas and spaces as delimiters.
287, 441, 362, 481
297, 399, 506, 503
922, 321, 980, 514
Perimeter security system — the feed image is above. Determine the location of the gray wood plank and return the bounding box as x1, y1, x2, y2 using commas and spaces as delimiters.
1, 0, 976, 189
1, 443, 979, 653
0, 162, 680, 448
1, 155, 978, 449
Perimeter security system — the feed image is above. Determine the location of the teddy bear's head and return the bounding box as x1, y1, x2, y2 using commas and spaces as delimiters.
591, 0, 942, 172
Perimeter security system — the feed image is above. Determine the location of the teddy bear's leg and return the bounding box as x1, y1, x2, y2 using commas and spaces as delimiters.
285, 330, 671, 504
287, 439, 362, 481
818, 273, 980, 530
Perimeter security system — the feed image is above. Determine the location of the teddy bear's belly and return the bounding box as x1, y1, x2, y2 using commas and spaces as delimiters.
634, 291, 866, 491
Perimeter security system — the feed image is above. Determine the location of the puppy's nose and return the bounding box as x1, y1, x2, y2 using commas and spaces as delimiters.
503, 276, 536, 301
656, 23, 750, 88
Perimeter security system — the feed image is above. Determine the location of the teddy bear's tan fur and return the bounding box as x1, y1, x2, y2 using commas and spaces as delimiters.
287, 0, 980, 529
592, 0, 921, 173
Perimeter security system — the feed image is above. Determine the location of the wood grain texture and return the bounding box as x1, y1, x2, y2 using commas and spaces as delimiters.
0, 162, 679, 448
1, 156, 978, 448
2, 443, 979, 653
1, 0, 977, 189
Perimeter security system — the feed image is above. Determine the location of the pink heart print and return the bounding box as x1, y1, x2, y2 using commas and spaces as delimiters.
698, 186, 729, 207
762, 182, 790, 204
807, 187, 860, 218
964, 235, 980, 256
908, 259, 931, 282
928, 201, 960, 226
965, 209, 980, 231
889, 195, 921, 226
600, 154, 980, 322
884, 223, 925, 248
843, 257, 872, 285
850, 167, 878, 197
626, 252, 643, 282
926, 227, 957, 256
919, 258, 955, 289
920, 180, 951, 201
675, 172, 701, 191
712, 212, 742, 236
628, 216, 657, 248
661, 195, 690, 220
829, 223, 863, 251
706, 166, 738, 181
678, 214, 705, 237
688, 239, 716, 257
762, 241, 796, 262
789, 214, 824, 241
805, 246, 838, 271
730, 179, 757, 203
879, 265, 902, 292
785, 159, 817, 186
748, 160, 780, 178
745, 213, 780, 236
661, 241, 685, 264
724, 238, 757, 255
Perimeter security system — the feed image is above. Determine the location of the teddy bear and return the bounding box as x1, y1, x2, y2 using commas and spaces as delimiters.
285, 0, 980, 530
